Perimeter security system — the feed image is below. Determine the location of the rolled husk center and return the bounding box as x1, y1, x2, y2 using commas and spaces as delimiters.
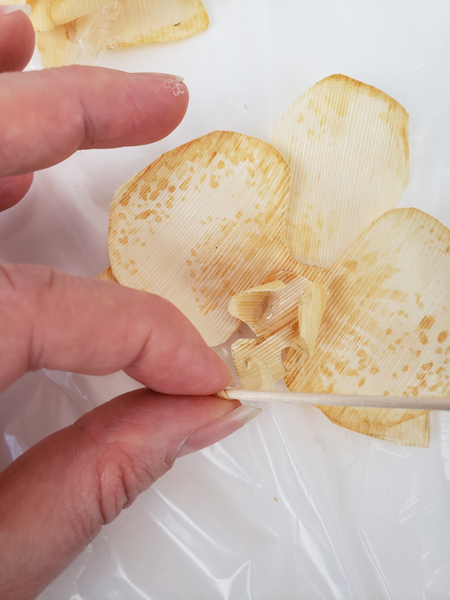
232, 325, 298, 390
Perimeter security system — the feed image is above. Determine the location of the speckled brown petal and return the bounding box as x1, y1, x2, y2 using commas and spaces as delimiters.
284, 207, 450, 446
109, 130, 307, 346
272, 74, 409, 268
27, 0, 56, 32
317, 405, 430, 447
232, 325, 298, 390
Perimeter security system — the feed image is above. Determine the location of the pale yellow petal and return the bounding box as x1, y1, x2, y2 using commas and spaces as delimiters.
50, 0, 109, 25
102, 0, 209, 48
36, 24, 73, 67
272, 74, 409, 268
28, 0, 56, 32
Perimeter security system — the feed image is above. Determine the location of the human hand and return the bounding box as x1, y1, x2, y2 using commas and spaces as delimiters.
0, 9, 259, 600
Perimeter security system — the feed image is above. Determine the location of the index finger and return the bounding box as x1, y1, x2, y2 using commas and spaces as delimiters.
0, 263, 231, 396
0, 66, 188, 177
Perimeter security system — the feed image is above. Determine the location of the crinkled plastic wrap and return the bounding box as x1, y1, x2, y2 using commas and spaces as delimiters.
68, 2, 121, 65
2, 1, 450, 597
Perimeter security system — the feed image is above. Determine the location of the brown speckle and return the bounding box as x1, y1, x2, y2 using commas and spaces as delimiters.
438, 331, 448, 344
419, 316, 435, 330
422, 362, 433, 371
419, 331, 429, 345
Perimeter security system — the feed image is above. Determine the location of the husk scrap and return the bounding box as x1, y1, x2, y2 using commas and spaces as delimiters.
272, 74, 409, 268
284, 208, 450, 447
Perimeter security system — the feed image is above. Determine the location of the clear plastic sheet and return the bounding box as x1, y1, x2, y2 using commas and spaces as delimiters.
67, 2, 121, 65
2, 0, 450, 597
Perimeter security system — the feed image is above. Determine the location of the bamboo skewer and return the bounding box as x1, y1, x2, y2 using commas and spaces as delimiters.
216, 388, 450, 412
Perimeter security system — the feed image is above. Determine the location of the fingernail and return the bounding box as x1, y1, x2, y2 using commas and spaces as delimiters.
0, 4, 32, 15
176, 405, 262, 458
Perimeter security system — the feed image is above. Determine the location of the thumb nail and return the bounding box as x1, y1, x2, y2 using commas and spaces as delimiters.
176, 405, 262, 458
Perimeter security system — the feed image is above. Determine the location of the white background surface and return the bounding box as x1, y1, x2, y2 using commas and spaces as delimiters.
1, 1, 450, 598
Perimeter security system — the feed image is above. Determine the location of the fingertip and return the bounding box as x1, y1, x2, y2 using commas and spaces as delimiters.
0, 173, 34, 211
0, 10, 35, 72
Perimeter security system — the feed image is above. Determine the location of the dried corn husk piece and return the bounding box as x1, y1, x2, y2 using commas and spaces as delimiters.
105, 0, 208, 48
108, 130, 302, 346
272, 74, 409, 268
36, 23, 71, 67
36, 4, 120, 66
297, 282, 328, 356
285, 207, 450, 446
28, 0, 56, 32
51, 0, 109, 25
232, 325, 298, 390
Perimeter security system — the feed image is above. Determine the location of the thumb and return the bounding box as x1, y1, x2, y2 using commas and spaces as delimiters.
0, 388, 260, 600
